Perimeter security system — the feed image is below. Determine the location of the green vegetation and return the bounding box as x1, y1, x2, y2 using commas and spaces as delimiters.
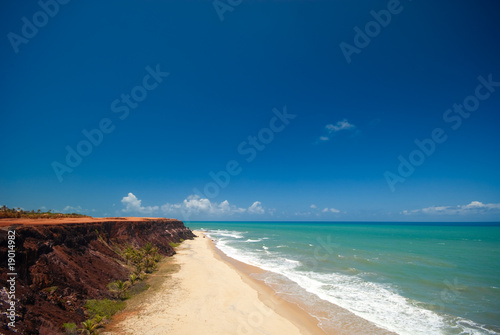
84, 299, 125, 319
124, 242, 161, 275
0, 205, 90, 219
169, 242, 180, 248
107, 280, 131, 300
62, 240, 185, 334
62, 323, 77, 335
70, 299, 124, 334
129, 273, 138, 285
79, 318, 101, 335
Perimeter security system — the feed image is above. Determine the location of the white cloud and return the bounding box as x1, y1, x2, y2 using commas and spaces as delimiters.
295, 205, 342, 217
160, 202, 181, 212
121, 193, 262, 217
326, 119, 355, 133
295, 211, 313, 216
463, 201, 500, 210
183, 195, 212, 213
403, 201, 500, 216
248, 201, 265, 214
121, 193, 159, 215
319, 119, 356, 142
308, 204, 341, 214
61, 205, 94, 214
179, 195, 248, 215
63, 205, 83, 213
322, 207, 340, 213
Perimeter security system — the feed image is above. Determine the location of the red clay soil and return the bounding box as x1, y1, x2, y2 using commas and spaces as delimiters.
0, 217, 162, 228
0, 217, 195, 335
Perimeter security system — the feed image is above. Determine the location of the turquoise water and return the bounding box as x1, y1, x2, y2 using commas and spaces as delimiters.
187, 221, 500, 335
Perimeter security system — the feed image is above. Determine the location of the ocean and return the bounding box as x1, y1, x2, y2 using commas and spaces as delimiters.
186, 221, 500, 335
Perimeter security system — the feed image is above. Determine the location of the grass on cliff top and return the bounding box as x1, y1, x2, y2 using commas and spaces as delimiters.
0, 206, 90, 219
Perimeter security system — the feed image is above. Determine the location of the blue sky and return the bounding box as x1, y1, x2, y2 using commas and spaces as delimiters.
1, 0, 500, 221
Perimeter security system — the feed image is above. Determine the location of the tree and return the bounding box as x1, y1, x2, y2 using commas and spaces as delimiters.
79, 319, 99, 335
143, 257, 157, 273
129, 273, 138, 285
124, 247, 135, 264
107, 280, 130, 299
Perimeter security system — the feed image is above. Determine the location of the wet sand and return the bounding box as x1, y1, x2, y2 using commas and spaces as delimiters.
106, 231, 327, 335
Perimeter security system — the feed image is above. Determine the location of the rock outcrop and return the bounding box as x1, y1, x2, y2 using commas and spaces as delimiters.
0, 218, 195, 335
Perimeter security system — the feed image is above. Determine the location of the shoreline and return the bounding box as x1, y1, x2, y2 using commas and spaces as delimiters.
106, 231, 327, 335
207, 233, 329, 335
207, 232, 396, 335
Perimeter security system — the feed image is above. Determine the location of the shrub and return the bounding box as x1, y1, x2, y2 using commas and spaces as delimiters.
107, 280, 130, 300
84, 299, 125, 319
129, 273, 138, 285
79, 319, 99, 335
62, 323, 77, 335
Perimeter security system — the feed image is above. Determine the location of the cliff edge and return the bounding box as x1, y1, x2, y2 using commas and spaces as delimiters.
0, 217, 195, 334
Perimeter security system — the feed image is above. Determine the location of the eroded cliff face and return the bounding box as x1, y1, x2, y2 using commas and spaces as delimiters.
0, 218, 195, 335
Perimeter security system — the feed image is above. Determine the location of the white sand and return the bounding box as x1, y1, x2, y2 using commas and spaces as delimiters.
108, 231, 326, 335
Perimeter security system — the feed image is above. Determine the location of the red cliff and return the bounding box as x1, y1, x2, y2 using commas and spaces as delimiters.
0, 217, 195, 334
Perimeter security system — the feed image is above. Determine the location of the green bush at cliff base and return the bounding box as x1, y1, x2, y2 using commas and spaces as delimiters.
169, 242, 180, 248
62, 323, 77, 335
84, 299, 125, 319
107, 280, 131, 300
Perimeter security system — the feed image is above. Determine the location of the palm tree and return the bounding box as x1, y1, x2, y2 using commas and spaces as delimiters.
142, 242, 154, 256
124, 247, 135, 264
143, 257, 157, 273
79, 319, 99, 335
134, 263, 143, 276
153, 253, 162, 263
132, 249, 144, 264
129, 273, 138, 285
107, 280, 130, 299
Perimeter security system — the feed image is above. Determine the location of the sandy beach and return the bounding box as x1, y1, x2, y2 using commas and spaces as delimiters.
106, 231, 327, 335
